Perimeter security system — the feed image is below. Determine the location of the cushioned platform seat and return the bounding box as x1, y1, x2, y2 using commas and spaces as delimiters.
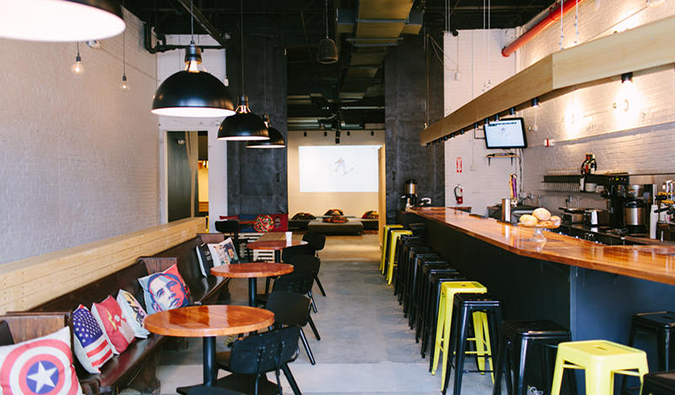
307, 219, 364, 235
361, 218, 379, 231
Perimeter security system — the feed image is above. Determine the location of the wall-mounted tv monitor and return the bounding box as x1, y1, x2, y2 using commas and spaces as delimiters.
484, 118, 527, 149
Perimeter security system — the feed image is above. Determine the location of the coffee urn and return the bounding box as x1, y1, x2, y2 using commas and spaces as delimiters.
402, 179, 418, 208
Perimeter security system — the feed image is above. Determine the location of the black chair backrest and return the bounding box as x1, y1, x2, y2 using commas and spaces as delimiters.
272, 272, 316, 294
0, 321, 14, 346
229, 326, 300, 375
281, 244, 314, 263
288, 255, 320, 275
215, 220, 240, 250
265, 291, 311, 327
302, 232, 326, 251
187, 386, 247, 395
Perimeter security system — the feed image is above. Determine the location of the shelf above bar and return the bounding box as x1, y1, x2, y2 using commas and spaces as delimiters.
420, 15, 675, 146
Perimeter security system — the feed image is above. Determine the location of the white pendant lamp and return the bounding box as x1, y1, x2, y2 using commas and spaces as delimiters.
0, 0, 126, 42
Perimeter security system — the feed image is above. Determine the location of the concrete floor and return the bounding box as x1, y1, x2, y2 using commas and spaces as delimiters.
148, 234, 500, 395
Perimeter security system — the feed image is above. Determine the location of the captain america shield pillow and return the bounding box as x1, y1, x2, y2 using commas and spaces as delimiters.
0, 326, 82, 395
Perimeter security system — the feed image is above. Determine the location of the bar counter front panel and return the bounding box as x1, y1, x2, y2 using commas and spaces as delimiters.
408, 207, 675, 345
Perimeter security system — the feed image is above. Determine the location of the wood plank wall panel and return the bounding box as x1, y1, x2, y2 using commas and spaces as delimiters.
0, 217, 205, 314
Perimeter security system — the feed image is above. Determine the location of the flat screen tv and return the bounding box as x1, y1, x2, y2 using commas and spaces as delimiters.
484, 118, 527, 149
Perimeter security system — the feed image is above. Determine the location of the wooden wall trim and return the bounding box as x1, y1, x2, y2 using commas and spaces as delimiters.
0, 217, 206, 314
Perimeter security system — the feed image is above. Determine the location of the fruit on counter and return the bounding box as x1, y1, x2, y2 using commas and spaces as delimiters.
532, 207, 551, 221
519, 214, 538, 226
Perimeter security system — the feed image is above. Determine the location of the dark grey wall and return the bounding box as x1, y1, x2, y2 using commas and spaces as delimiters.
384, 34, 445, 223
227, 32, 288, 216
167, 131, 196, 221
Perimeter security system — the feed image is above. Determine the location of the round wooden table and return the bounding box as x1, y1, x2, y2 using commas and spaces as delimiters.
247, 234, 307, 292
211, 262, 294, 306
144, 305, 274, 387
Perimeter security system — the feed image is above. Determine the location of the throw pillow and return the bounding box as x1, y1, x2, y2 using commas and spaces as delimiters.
0, 327, 82, 395
196, 243, 215, 276
253, 214, 274, 233
207, 242, 229, 266
221, 237, 239, 264
72, 305, 114, 374
324, 208, 344, 216
116, 290, 150, 339
292, 212, 316, 220
91, 296, 135, 354
138, 264, 190, 315
362, 210, 379, 219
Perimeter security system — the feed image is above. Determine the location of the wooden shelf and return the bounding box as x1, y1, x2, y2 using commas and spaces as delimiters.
420, 15, 675, 145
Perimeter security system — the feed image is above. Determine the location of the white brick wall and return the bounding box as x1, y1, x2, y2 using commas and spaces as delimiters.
518, 0, 675, 213
443, 29, 519, 215
0, 10, 160, 265
443, 1, 675, 214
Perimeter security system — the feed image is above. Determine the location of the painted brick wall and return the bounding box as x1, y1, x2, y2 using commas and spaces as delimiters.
0, 10, 159, 265
518, 0, 675, 213
443, 29, 518, 215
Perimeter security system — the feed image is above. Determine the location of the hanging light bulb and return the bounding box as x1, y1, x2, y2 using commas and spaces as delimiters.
71, 42, 84, 75
120, 73, 130, 92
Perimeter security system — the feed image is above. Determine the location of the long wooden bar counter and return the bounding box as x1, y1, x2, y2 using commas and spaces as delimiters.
405, 207, 675, 351
410, 207, 675, 286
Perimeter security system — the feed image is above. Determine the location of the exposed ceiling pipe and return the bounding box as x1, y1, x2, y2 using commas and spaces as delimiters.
173, 0, 230, 47
501, 0, 586, 57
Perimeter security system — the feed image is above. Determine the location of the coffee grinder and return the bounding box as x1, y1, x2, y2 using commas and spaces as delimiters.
602, 175, 629, 229
401, 179, 418, 208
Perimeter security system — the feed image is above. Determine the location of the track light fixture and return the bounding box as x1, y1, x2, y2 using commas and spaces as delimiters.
621, 72, 633, 84
531, 97, 540, 108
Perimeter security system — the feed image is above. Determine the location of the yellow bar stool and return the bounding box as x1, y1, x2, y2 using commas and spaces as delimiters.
550, 340, 649, 395
380, 224, 404, 274
386, 230, 412, 285
431, 281, 488, 390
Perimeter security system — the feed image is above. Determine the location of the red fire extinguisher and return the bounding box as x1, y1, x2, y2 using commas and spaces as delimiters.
454, 185, 464, 204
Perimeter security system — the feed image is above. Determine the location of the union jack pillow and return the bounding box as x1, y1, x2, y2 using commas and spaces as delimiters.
72, 305, 114, 374
0, 326, 83, 395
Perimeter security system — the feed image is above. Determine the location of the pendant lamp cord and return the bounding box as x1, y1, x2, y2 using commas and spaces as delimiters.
240, 0, 245, 95
263, 0, 267, 113
325, 0, 329, 38
190, 0, 195, 44
76, 41, 80, 57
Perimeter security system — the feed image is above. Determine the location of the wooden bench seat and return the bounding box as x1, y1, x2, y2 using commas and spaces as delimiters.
3, 233, 231, 394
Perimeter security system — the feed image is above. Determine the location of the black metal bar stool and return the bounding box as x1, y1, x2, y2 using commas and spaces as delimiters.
622, 311, 675, 394
444, 293, 503, 395
394, 235, 424, 302
413, 259, 456, 333
402, 246, 433, 315
409, 222, 427, 238
492, 320, 574, 395
642, 371, 675, 394
406, 253, 440, 325
420, 273, 466, 358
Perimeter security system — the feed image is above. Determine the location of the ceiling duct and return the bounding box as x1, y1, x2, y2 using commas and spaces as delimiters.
337, 2, 422, 101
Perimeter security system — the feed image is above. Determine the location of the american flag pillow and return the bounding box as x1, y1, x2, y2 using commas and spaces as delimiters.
72, 305, 114, 374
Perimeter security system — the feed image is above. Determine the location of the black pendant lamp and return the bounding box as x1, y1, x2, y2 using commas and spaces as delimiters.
217, 0, 269, 141
151, 1, 234, 118
247, 114, 285, 148
0, 0, 125, 42
317, 0, 338, 64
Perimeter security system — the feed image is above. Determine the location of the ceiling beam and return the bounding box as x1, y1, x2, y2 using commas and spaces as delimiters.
172, 0, 230, 47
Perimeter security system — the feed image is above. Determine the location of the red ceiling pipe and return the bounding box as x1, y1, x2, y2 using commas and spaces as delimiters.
502, 0, 586, 57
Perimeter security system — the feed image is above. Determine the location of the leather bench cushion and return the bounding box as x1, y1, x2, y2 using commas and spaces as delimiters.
307, 219, 364, 235
361, 219, 379, 231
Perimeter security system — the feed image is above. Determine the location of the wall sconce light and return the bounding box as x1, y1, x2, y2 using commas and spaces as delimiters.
621, 72, 633, 84
531, 97, 540, 108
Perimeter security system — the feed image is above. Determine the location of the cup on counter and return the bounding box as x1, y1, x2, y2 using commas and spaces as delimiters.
285, 231, 293, 245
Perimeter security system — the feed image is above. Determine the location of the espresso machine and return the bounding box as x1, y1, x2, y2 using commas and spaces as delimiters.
602, 175, 629, 229
602, 175, 652, 234
401, 179, 418, 208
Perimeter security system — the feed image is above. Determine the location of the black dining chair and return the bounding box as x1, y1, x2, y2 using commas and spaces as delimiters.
265, 291, 319, 365
215, 220, 249, 261
285, 256, 321, 313
215, 326, 302, 395
301, 231, 326, 254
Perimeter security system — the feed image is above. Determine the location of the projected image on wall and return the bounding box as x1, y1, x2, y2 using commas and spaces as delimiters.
299, 145, 380, 192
